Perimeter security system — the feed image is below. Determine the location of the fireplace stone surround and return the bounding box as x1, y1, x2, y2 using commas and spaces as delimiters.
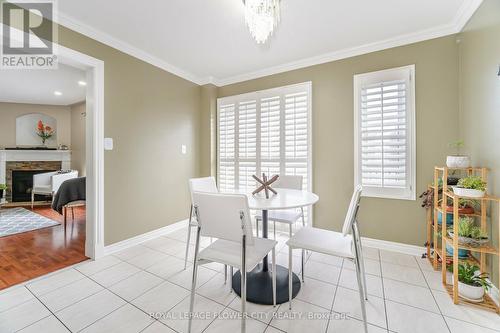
0, 150, 71, 202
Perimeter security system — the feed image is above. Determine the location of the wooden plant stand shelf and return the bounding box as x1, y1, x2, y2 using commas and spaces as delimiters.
444, 284, 500, 314
425, 166, 500, 314
443, 236, 499, 255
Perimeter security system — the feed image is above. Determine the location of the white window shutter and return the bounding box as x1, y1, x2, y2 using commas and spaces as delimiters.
260, 96, 281, 176
354, 65, 415, 200
284, 91, 309, 191
238, 100, 257, 191
217, 82, 313, 220
218, 103, 235, 192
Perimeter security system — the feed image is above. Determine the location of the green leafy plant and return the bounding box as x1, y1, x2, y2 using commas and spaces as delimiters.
457, 263, 492, 290
457, 176, 486, 191
446, 197, 480, 210
449, 140, 465, 155
0, 184, 7, 191
455, 216, 488, 240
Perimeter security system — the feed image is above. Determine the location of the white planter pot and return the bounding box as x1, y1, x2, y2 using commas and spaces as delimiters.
446, 272, 453, 285
453, 187, 485, 198
458, 281, 485, 301
446, 155, 470, 168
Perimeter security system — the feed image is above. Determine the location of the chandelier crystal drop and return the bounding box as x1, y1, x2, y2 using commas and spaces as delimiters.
244, 0, 281, 44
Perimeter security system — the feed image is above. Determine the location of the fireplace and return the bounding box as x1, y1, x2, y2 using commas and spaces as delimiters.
4, 161, 62, 202
11, 170, 56, 202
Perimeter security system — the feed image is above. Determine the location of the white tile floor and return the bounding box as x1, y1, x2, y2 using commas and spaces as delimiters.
1, 227, 500, 333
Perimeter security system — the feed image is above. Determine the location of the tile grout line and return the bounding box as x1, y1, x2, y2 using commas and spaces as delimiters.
1, 272, 88, 315
21, 285, 73, 333
80, 271, 186, 333
414, 256, 452, 333
323, 257, 344, 333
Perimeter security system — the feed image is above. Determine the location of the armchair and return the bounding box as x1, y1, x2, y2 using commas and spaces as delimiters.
31, 170, 78, 209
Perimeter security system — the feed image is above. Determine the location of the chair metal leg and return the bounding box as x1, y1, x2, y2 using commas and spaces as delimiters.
187, 223, 202, 333
301, 249, 305, 283
31, 191, 34, 210
63, 206, 67, 230
272, 248, 276, 307
359, 249, 368, 300
288, 246, 293, 310
241, 237, 247, 333
187, 263, 198, 333
355, 257, 368, 333
354, 223, 368, 300
301, 207, 305, 226
184, 205, 193, 270
230, 266, 234, 293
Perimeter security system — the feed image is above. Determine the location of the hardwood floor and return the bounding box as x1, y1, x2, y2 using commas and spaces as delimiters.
0, 205, 87, 290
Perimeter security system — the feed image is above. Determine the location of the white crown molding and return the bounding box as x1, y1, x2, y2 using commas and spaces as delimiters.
213, 0, 483, 86
53, 1, 482, 87
55, 13, 211, 86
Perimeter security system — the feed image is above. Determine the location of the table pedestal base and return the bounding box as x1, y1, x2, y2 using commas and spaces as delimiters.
232, 264, 301, 305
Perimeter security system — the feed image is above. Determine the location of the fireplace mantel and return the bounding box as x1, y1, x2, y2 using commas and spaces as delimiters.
0, 149, 72, 185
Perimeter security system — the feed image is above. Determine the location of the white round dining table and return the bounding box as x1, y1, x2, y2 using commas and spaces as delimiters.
227, 188, 319, 305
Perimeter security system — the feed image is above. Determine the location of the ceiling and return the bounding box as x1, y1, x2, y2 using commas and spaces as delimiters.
0, 64, 86, 106
56, 0, 482, 86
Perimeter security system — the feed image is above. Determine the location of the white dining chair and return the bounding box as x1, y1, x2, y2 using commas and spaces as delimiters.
255, 175, 305, 239
189, 192, 277, 333
186, 177, 218, 270
287, 185, 368, 333
31, 170, 78, 209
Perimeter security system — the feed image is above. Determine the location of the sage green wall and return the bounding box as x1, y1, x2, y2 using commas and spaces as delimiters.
0, 102, 72, 147
218, 36, 460, 246
200, 84, 218, 178
70, 102, 86, 176
56, 27, 201, 245
458, 0, 500, 286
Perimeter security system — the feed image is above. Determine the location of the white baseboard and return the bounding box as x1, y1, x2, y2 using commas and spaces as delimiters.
103, 219, 188, 256
361, 236, 426, 257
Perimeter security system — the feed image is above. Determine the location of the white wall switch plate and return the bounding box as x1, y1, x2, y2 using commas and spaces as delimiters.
104, 138, 114, 150
181, 144, 187, 155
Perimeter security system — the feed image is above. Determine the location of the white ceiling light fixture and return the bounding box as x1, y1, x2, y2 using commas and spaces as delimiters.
78, 80, 87, 86
54, 91, 62, 96
243, 0, 281, 44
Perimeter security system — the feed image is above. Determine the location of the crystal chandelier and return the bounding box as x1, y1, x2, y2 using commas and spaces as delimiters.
243, 0, 281, 44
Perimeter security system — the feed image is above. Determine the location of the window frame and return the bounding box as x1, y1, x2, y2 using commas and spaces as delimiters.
216, 81, 313, 193
353, 65, 416, 200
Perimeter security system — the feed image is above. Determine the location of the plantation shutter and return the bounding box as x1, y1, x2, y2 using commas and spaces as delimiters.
217, 82, 312, 218
284, 91, 309, 191
237, 100, 257, 191
218, 103, 236, 192
260, 95, 281, 177
354, 66, 415, 200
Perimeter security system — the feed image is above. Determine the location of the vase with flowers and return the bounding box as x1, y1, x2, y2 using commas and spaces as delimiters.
36, 120, 55, 146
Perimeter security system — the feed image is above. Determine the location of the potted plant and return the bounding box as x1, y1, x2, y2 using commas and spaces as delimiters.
446, 140, 470, 168
437, 199, 477, 225
453, 176, 487, 198
446, 198, 477, 214
0, 184, 6, 201
448, 216, 489, 247
450, 263, 492, 302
